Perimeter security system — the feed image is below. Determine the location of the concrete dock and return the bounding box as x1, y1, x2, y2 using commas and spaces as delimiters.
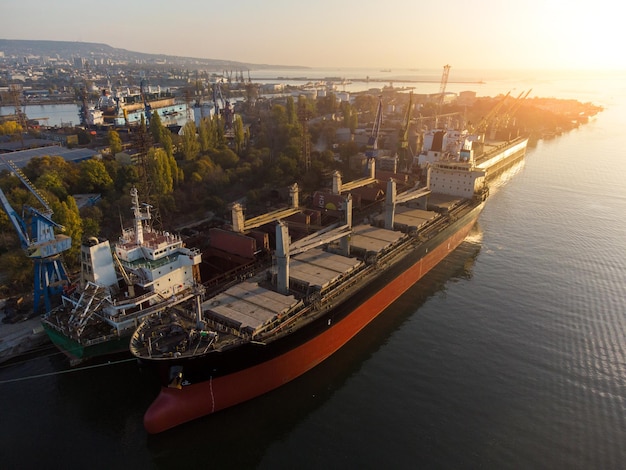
0, 301, 49, 364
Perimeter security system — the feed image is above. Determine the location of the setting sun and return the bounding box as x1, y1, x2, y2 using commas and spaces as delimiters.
2, 0, 624, 70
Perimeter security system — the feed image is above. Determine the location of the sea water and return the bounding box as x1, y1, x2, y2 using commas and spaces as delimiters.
1, 69, 625, 469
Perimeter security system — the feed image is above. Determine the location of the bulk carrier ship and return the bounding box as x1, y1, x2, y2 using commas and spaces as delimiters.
130, 142, 501, 433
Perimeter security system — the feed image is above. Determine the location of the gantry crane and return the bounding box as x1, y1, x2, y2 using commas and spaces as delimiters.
0, 158, 72, 313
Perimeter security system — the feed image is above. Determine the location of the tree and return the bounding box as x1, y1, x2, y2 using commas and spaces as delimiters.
108, 129, 123, 156
317, 93, 338, 115
233, 115, 246, 153
286, 96, 297, 125
0, 121, 22, 136
149, 112, 164, 143
181, 121, 200, 160
146, 148, 174, 196
198, 117, 211, 152
51, 196, 83, 267
80, 205, 103, 239
210, 147, 239, 170
36, 171, 68, 201
161, 129, 174, 159
78, 158, 114, 193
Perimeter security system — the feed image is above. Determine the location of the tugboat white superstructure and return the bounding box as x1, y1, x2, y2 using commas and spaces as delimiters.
42, 187, 202, 364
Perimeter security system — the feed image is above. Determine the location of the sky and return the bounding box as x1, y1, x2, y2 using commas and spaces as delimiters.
1, 0, 624, 71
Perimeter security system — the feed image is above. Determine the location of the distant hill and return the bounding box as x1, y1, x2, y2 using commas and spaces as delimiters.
0, 39, 306, 71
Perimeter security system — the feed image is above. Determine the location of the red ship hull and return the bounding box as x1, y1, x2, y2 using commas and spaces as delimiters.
143, 209, 481, 434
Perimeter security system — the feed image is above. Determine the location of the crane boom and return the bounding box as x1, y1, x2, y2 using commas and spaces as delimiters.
471, 91, 511, 135
0, 158, 72, 312
365, 96, 383, 159
398, 91, 413, 172
0, 185, 29, 248
437, 65, 451, 111
1, 157, 51, 213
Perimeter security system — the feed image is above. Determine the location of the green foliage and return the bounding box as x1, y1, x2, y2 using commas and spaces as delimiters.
149, 112, 164, 142
78, 159, 114, 193
181, 121, 200, 160
210, 148, 239, 170
147, 148, 174, 196
232, 115, 245, 153
0, 250, 32, 294
341, 102, 358, 132
354, 94, 380, 115
286, 96, 297, 125
77, 129, 92, 145
0, 120, 22, 135
25, 155, 77, 185
198, 117, 212, 152
79, 205, 103, 239
108, 129, 123, 155
161, 130, 174, 159
51, 196, 83, 267
317, 93, 337, 115
36, 170, 68, 201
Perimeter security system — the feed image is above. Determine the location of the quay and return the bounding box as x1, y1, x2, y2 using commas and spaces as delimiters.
0, 300, 49, 364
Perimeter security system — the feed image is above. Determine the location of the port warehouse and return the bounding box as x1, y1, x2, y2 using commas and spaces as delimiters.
0, 143, 100, 168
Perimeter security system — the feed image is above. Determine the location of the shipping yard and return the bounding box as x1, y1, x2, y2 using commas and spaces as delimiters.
0, 42, 603, 368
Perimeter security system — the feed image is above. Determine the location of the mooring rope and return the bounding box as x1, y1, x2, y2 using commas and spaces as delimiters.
0, 357, 136, 385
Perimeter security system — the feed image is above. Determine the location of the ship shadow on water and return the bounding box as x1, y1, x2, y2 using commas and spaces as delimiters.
144, 227, 483, 468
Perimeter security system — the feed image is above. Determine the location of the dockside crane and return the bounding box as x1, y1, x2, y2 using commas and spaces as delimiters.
140, 79, 152, 126
501, 89, 532, 129
365, 96, 383, 161
435, 64, 451, 127
212, 81, 234, 134
469, 91, 511, 137
398, 91, 414, 172
0, 158, 72, 313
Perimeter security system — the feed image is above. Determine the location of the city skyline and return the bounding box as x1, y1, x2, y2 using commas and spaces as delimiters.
1, 0, 624, 71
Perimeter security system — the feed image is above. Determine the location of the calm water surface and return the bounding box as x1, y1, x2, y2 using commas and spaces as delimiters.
1, 70, 625, 469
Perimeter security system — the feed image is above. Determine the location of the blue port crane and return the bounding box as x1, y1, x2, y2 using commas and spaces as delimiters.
0, 158, 72, 313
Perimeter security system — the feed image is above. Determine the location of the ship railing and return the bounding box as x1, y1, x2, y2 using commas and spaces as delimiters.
109, 291, 193, 325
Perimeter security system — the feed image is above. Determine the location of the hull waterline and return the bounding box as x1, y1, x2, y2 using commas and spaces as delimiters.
143, 207, 480, 433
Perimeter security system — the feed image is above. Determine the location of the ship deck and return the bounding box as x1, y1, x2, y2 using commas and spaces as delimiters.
202, 224, 407, 337
371, 207, 438, 231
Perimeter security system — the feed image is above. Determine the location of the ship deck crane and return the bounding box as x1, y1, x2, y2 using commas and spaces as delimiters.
0, 157, 72, 313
